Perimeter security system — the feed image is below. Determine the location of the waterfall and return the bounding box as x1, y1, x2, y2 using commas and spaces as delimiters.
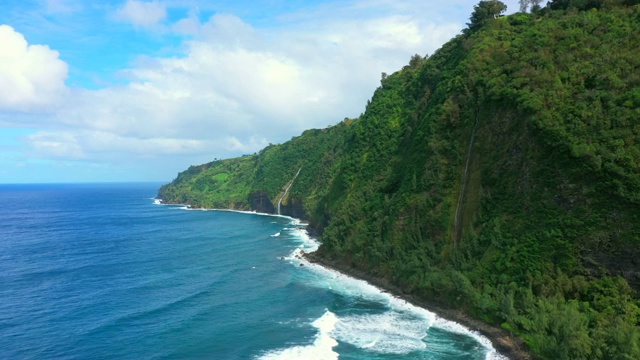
277, 167, 302, 215
453, 110, 479, 246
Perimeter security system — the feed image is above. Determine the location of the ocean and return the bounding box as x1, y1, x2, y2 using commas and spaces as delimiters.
0, 183, 504, 359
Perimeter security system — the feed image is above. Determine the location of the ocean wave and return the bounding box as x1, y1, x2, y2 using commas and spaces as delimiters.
218, 209, 271, 216
153, 201, 274, 216
157, 204, 315, 231
285, 232, 504, 359
432, 318, 509, 360
286, 227, 319, 254
258, 310, 339, 360
152, 200, 189, 208
77, 280, 218, 342
152, 204, 505, 359
333, 311, 429, 354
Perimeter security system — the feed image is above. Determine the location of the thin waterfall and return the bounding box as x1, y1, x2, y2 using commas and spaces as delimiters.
277, 167, 302, 215
453, 110, 479, 246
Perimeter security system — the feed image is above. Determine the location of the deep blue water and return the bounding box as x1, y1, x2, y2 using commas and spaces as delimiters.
0, 183, 503, 359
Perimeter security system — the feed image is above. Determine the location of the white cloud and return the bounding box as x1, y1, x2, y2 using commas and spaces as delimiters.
23, 129, 266, 163
6, 0, 474, 181
53, 10, 460, 147
0, 25, 68, 112
25, 131, 86, 159
115, 0, 167, 27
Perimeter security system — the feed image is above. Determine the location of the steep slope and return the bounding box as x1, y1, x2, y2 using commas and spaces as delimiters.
159, 3, 640, 359
158, 122, 351, 218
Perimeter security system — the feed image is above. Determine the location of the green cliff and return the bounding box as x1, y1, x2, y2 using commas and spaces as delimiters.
159, 1, 640, 358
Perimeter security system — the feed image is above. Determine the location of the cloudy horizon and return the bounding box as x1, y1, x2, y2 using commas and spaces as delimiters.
0, 0, 519, 183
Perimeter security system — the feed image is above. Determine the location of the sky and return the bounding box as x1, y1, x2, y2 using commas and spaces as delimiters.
0, 0, 520, 183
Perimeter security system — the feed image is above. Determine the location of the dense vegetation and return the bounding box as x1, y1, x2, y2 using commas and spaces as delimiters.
159, 2, 640, 358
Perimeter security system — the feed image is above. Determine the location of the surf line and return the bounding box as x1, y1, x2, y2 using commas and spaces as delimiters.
160, 202, 507, 359
277, 167, 302, 215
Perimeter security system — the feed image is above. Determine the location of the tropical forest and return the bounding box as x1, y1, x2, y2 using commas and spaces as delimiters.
158, 0, 640, 358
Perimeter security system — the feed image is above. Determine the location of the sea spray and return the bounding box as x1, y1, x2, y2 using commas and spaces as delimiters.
155, 202, 506, 359
259, 310, 339, 360
332, 311, 429, 354
2, 184, 506, 359
285, 221, 507, 360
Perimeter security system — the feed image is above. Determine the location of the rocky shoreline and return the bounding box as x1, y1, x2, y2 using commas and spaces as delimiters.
156, 201, 534, 359
303, 251, 534, 360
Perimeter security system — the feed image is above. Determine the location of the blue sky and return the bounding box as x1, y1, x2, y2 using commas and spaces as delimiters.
0, 0, 519, 183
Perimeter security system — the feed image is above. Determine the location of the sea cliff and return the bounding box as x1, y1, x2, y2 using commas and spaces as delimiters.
159, 2, 640, 358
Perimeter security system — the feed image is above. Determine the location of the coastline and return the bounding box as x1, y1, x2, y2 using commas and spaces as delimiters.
156, 199, 534, 359
303, 251, 534, 360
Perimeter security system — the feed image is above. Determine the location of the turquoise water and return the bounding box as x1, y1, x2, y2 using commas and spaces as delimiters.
0, 183, 503, 359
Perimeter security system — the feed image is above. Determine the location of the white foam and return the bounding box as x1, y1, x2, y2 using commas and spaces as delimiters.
271, 232, 281, 237
332, 312, 429, 354
291, 255, 432, 318
259, 310, 339, 360
184, 206, 212, 211
219, 209, 271, 216
285, 227, 319, 254
156, 204, 280, 217
151, 199, 189, 207
432, 318, 509, 360
158, 205, 506, 359
287, 240, 504, 359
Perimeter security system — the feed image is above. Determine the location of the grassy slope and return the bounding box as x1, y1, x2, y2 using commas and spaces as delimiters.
159, 4, 640, 359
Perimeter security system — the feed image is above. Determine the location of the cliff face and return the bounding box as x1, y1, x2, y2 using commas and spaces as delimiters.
245, 191, 306, 218
278, 196, 306, 220
159, 3, 640, 359
248, 191, 275, 214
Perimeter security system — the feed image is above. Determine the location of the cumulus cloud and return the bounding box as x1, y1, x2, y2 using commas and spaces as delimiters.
24, 129, 267, 163
51, 11, 460, 149
115, 0, 167, 27
25, 131, 86, 159
0, 25, 68, 111
7, 0, 470, 180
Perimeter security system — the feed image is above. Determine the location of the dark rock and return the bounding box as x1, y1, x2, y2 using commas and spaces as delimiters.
278, 196, 306, 219
248, 190, 275, 214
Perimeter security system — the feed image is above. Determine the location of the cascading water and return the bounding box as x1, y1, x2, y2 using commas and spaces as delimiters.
277, 167, 302, 215
453, 110, 479, 246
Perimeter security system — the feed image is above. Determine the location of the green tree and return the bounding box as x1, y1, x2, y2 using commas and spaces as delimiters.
465, 0, 508, 33
161, 4, 640, 358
